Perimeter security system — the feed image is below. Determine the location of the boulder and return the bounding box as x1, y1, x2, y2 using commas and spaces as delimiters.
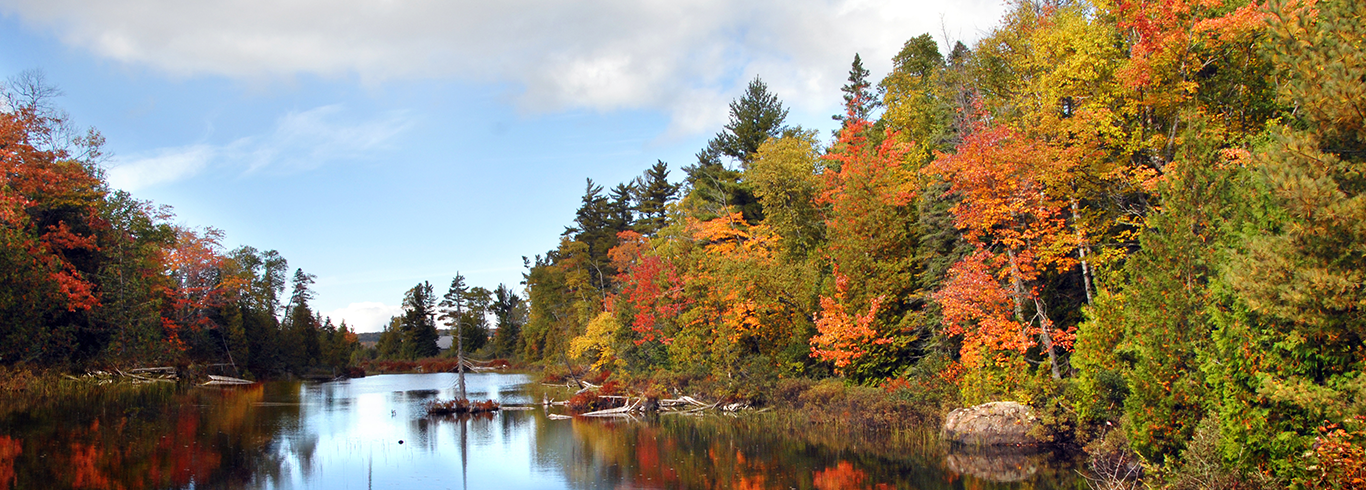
942, 401, 1040, 446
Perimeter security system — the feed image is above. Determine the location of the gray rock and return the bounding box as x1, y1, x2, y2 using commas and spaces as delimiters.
942, 401, 1040, 446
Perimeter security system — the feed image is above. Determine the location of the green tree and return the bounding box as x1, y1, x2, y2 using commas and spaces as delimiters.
377, 316, 403, 360
94, 191, 175, 362
459, 286, 492, 353
281, 268, 319, 370
1206, 0, 1366, 478
401, 281, 440, 359
744, 130, 826, 259
1102, 118, 1250, 464
879, 34, 953, 159
833, 53, 880, 128
683, 77, 789, 223
714, 77, 789, 166
490, 283, 526, 357
632, 161, 680, 237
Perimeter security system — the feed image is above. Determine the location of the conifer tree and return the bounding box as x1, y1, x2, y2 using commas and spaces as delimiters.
715, 77, 789, 166
401, 281, 439, 359
833, 53, 880, 127
632, 161, 679, 236
1206, 0, 1366, 476
683, 77, 786, 223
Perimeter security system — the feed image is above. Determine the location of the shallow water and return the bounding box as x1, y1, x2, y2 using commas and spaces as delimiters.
0, 373, 1079, 489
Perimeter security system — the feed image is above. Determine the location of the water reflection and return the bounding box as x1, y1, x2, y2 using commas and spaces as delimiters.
0, 373, 1077, 489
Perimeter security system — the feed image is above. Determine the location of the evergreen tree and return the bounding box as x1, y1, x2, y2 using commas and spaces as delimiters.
565, 179, 632, 291
683, 78, 787, 223
281, 268, 318, 371
1108, 118, 1248, 464
490, 283, 526, 357
1206, 0, 1366, 476
608, 182, 636, 234
833, 53, 880, 126
632, 160, 680, 236
714, 77, 789, 166
401, 281, 439, 359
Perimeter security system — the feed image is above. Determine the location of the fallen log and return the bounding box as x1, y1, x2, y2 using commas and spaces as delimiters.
203, 375, 253, 386
581, 398, 641, 417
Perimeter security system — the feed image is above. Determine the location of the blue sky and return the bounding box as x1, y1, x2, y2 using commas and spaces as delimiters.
0, 0, 1006, 332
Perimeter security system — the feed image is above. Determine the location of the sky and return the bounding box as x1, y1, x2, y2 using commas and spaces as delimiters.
0, 0, 1008, 332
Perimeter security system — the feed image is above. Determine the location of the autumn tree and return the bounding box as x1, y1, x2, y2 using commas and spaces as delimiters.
810, 116, 922, 381
929, 122, 1080, 398
744, 131, 826, 260
0, 76, 108, 364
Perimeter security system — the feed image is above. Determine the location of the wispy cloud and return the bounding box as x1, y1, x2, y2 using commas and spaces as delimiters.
324, 301, 403, 333
3, 0, 1006, 136
105, 144, 216, 191
105, 104, 411, 191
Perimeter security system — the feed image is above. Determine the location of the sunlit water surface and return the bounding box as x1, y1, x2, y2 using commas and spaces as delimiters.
0, 373, 1079, 489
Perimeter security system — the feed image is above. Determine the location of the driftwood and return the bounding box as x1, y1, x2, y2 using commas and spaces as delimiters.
77, 368, 179, 385
581, 397, 642, 417
546, 393, 751, 420
202, 375, 253, 386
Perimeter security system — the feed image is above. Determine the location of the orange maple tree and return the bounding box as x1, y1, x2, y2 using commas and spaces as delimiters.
929, 121, 1079, 382
809, 115, 919, 377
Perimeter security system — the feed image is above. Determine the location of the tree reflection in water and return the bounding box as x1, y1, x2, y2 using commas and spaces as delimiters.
0, 374, 1079, 489
0, 383, 298, 490
528, 412, 1079, 489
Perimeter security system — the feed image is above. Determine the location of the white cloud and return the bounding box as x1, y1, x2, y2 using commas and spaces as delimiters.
105, 104, 410, 190
2, 0, 1007, 135
324, 301, 403, 333
105, 144, 215, 191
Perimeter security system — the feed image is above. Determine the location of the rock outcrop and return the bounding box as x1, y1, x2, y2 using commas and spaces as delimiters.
942, 401, 1040, 446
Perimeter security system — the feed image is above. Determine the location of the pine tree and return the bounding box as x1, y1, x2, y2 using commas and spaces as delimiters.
714, 77, 789, 166
833, 53, 880, 126
632, 161, 679, 236
490, 283, 526, 357
401, 281, 439, 359
683, 79, 786, 223
1206, 0, 1366, 476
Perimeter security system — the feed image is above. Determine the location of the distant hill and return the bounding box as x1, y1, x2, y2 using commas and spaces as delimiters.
357, 332, 380, 348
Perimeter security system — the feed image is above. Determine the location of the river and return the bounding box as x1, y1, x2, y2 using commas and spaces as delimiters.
0, 372, 1080, 489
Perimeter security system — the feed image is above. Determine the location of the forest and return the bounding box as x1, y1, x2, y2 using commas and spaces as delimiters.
2, 0, 1363, 486
509, 0, 1364, 486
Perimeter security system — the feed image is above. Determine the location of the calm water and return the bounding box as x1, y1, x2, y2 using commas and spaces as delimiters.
0, 373, 1079, 489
